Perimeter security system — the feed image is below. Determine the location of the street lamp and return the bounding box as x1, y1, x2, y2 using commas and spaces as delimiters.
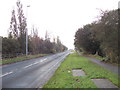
26, 5, 30, 56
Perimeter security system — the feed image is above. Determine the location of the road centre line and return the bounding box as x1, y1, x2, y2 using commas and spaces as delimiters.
1, 55, 63, 78
33, 62, 39, 64
0, 71, 13, 77
2, 56, 56, 78
1, 58, 48, 77
40, 58, 47, 62
24, 58, 47, 69
24, 64, 34, 69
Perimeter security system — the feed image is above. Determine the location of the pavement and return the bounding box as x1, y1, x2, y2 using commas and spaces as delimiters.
84, 56, 120, 75
91, 79, 118, 88
79, 53, 119, 88
1, 50, 71, 88
77, 52, 119, 75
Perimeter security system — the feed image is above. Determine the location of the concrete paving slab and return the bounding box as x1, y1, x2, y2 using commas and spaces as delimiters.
72, 69, 86, 76
91, 79, 118, 88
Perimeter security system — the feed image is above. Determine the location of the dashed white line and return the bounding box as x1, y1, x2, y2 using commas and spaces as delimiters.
44, 58, 47, 60
0, 71, 13, 77
33, 62, 39, 64
40, 58, 47, 62
40, 60, 43, 62
24, 58, 47, 69
1, 58, 47, 77
24, 64, 34, 69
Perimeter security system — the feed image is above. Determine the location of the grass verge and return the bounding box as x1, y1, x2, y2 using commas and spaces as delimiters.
0, 54, 48, 65
43, 52, 120, 88
86, 54, 120, 66
88, 55, 104, 61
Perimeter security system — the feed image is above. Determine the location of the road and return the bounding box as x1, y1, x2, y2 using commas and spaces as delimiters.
1, 50, 71, 88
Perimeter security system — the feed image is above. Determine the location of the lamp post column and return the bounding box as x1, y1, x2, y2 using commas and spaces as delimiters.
26, 5, 30, 56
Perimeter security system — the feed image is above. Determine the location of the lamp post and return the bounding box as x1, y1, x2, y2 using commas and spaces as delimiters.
26, 5, 30, 56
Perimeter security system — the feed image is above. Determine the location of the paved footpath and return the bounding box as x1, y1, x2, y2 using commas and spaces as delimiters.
78, 53, 119, 88
84, 56, 120, 75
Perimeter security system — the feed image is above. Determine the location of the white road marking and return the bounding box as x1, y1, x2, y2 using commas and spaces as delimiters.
47, 54, 68, 72
48, 61, 60, 71
1, 54, 68, 79
43, 58, 47, 61
40, 60, 43, 62
24, 64, 34, 69
24, 58, 47, 69
2, 59, 46, 77
35, 60, 61, 88
33, 62, 39, 65
0, 71, 13, 77
40, 58, 47, 62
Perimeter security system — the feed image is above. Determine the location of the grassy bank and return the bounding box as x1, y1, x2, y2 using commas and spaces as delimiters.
43, 52, 119, 88
85, 54, 120, 66
0, 54, 47, 65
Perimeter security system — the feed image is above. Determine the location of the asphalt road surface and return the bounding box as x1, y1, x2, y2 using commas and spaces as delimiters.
1, 50, 71, 88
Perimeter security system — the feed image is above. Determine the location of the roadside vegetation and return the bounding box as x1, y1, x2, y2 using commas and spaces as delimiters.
84, 54, 120, 66
43, 53, 119, 88
1, 0, 67, 61
0, 54, 48, 65
74, 9, 119, 63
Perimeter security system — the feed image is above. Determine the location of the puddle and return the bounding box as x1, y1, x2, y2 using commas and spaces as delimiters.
72, 69, 86, 76
91, 79, 118, 88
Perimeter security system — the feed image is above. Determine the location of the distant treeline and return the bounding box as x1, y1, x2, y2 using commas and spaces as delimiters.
2, 1, 67, 59
74, 9, 119, 63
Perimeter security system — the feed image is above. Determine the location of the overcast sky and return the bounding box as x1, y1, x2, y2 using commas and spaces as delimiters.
0, 0, 119, 49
